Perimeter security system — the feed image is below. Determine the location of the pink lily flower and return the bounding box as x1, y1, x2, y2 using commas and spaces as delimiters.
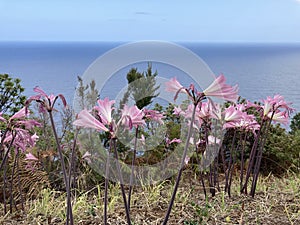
26, 86, 67, 112
143, 109, 165, 124
224, 114, 260, 132
197, 102, 211, 119
173, 106, 183, 116
182, 104, 198, 119
243, 117, 261, 131
269, 94, 292, 110
197, 101, 218, 121
180, 104, 203, 129
194, 135, 221, 148
236, 103, 246, 111
166, 137, 182, 146
268, 110, 289, 126
203, 74, 239, 102
20, 119, 42, 130
94, 97, 115, 125
263, 94, 293, 116
5, 128, 33, 152
82, 151, 92, 164
25, 152, 39, 161
207, 135, 221, 145
263, 99, 273, 116
165, 77, 188, 101
73, 109, 109, 132
2, 107, 41, 129
165, 77, 185, 93
121, 105, 145, 129
31, 133, 39, 143
223, 105, 244, 122
10, 107, 28, 120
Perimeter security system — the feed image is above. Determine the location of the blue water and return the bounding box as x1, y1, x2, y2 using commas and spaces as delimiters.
0, 41, 299, 113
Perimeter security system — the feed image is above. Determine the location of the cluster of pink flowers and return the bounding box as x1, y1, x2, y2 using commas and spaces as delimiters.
0, 86, 71, 170
73, 97, 149, 136
165, 74, 239, 103
73, 74, 294, 164
260, 94, 293, 125
166, 75, 293, 133
0, 108, 39, 151
26, 86, 67, 112
0, 107, 41, 168
73, 97, 169, 164
1, 75, 294, 171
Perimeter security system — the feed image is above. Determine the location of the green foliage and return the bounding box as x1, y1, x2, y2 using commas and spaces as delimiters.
120, 63, 160, 109
262, 124, 300, 174
0, 74, 26, 115
288, 130, 300, 172
290, 112, 300, 134
76, 76, 99, 110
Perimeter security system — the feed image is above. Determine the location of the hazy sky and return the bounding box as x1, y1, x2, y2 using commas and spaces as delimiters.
1, 0, 300, 42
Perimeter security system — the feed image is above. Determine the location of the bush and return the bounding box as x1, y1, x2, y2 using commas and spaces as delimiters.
262, 123, 300, 175
0, 74, 26, 115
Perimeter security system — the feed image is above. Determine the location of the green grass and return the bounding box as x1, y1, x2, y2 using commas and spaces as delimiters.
0, 170, 299, 225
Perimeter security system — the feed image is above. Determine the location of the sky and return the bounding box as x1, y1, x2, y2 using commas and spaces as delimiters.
1, 0, 300, 42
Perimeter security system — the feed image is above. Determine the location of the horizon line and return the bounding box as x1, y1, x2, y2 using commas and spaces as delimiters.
1, 40, 300, 44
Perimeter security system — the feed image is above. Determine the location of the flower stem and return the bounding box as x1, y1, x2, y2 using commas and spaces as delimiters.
250, 118, 272, 197
1, 131, 16, 214
239, 132, 248, 193
241, 132, 259, 194
48, 111, 73, 225
111, 139, 131, 225
9, 149, 19, 213
104, 153, 110, 225
128, 126, 139, 211
225, 129, 237, 194
104, 144, 112, 225
0, 131, 16, 171
162, 103, 197, 225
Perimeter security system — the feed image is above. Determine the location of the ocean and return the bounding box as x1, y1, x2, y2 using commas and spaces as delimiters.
0, 41, 299, 115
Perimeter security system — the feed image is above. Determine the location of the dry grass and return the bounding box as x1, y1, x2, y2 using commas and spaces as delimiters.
0, 170, 299, 225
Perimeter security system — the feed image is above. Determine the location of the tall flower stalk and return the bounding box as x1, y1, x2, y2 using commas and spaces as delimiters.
26, 87, 74, 225
238, 95, 293, 196
111, 138, 131, 225
0, 106, 41, 214
74, 98, 147, 225
162, 102, 198, 225
128, 126, 139, 212
162, 75, 238, 224
249, 96, 292, 196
